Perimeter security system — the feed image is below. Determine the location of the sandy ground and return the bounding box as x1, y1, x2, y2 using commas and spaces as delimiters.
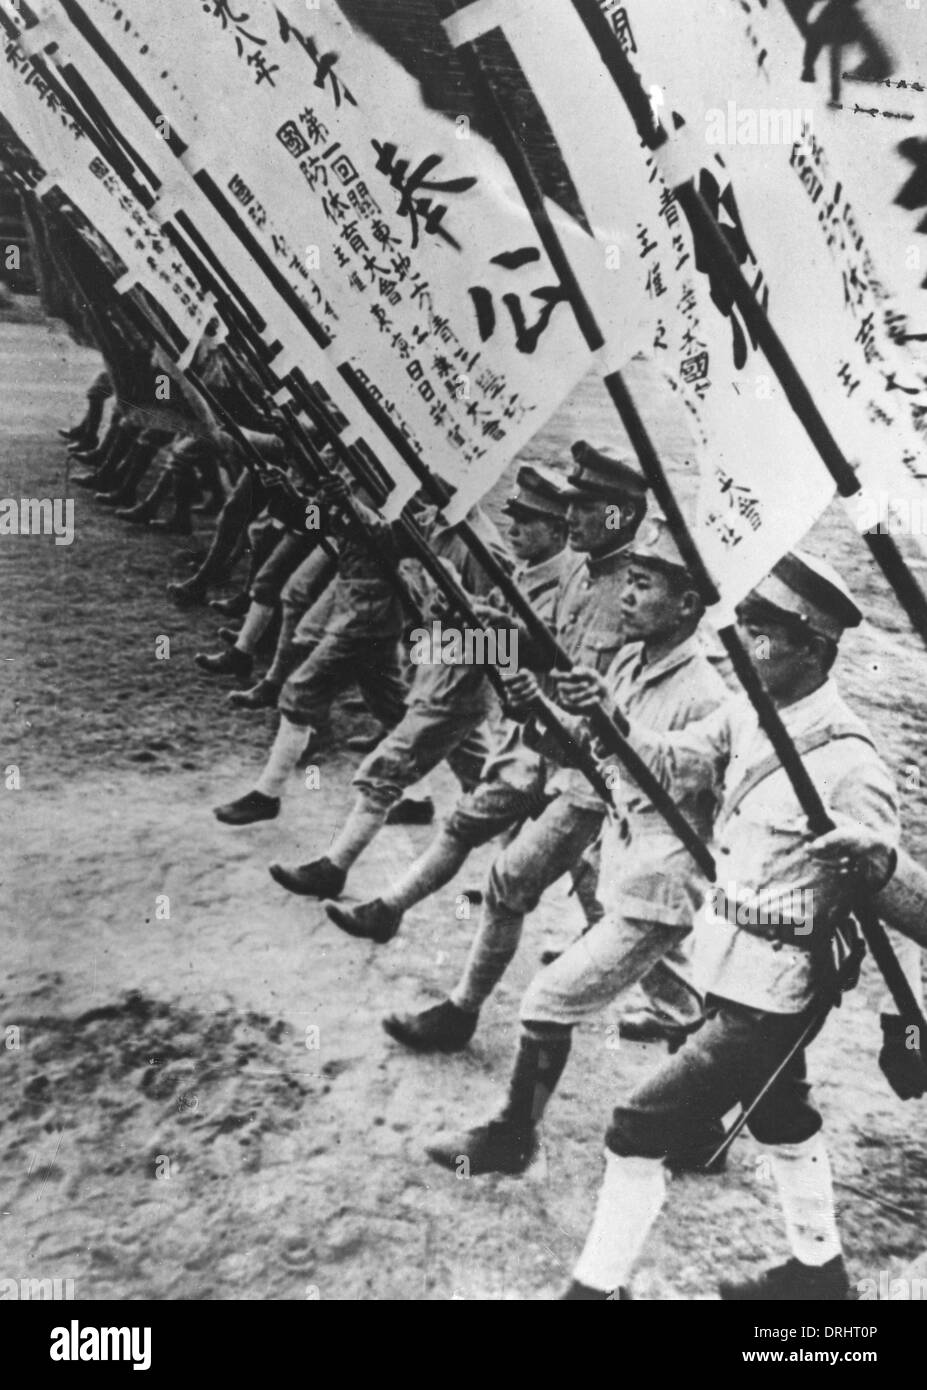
2, 311, 927, 1301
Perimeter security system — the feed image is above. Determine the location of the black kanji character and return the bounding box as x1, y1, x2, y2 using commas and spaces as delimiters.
371, 141, 477, 251
688, 166, 767, 370
275, 12, 356, 107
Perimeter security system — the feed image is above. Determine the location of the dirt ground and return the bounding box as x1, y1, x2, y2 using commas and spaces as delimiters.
2, 310, 927, 1301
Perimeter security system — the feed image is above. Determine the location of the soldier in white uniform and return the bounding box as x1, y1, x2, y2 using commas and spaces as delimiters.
553, 551, 898, 1301
378, 443, 649, 1053
322, 463, 573, 944
423, 515, 729, 1176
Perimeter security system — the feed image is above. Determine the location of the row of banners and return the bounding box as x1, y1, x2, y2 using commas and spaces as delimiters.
1, 0, 926, 616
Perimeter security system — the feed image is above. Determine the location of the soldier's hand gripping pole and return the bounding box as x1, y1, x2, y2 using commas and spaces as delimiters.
567, 0, 927, 653
450, 11, 926, 1062
455, 516, 717, 879
282, 374, 621, 807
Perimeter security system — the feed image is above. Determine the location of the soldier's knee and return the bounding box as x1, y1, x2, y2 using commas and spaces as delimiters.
747, 1108, 822, 1147
486, 861, 534, 918
605, 1106, 669, 1159
518, 981, 566, 1026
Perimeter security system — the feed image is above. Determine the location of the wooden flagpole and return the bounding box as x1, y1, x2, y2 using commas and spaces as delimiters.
448, 8, 927, 1047
567, 0, 927, 650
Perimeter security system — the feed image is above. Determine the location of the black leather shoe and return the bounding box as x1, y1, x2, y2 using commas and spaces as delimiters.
268, 856, 346, 899
558, 1278, 630, 1301
382, 998, 478, 1053
618, 1010, 702, 1054
385, 796, 435, 826
720, 1255, 851, 1302
218, 625, 243, 646
195, 647, 252, 678
213, 790, 280, 825
71, 470, 102, 489
167, 579, 207, 608
425, 1118, 536, 1175
324, 898, 402, 944
210, 594, 251, 618
115, 502, 158, 523
560, 1281, 630, 1300
227, 679, 281, 710
149, 516, 193, 536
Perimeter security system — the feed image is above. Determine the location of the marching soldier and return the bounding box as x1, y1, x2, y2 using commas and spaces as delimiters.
265, 503, 513, 900
554, 551, 898, 1300
212, 472, 409, 826
422, 514, 729, 1176
378, 442, 649, 1053
322, 462, 573, 942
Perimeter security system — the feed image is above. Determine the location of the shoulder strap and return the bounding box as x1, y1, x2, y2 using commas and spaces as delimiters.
717, 723, 876, 833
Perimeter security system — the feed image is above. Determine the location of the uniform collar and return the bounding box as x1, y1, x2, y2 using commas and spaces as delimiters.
777, 676, 842, 730
584, 540, 631, 578
627, 631, 704, 685
519, 548, 569, 587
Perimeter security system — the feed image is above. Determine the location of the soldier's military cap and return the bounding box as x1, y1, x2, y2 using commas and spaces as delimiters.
564, 440, 648, 505
747, 550, 863, 642
503, 463, 571, 522
627, 512, 691, 579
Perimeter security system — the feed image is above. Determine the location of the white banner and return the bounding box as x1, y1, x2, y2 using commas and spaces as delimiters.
26, 0, 643, 520
621, 0, 927, 547
0, 22, 215, 341
445, 0, 835, 617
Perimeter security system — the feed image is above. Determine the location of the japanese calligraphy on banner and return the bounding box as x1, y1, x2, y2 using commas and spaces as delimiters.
36, 0, 631, 520
0, 25, 215, 341
4, 0, 425, 511
744, 0, 927, 334
445, 0, 833, 615
619, 0, 927, 546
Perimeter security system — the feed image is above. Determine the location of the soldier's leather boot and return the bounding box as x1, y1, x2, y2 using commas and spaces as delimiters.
268, 856, 346, 899
116, 469, 171, 524
210, 593, 251, 618
71, 469, 104, 489
426, 1118, 537, 1176
213, 790, 280, 826
194, 646, 252, 678
382, 998, 477, 1053
720, 1255, 851, 1301
74, 425, 129, 486
425, 1027, 571, 1175
149, 512, 194, 536
559, 1282, 631, 1300
167, 577, 207, 608
324, 898, 402, 944
227, 679, 281, 710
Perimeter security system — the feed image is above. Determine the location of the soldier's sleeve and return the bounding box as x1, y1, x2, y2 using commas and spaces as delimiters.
625, 700, 733, 800
522, 705, 590, 764
828, 745, 900, 852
